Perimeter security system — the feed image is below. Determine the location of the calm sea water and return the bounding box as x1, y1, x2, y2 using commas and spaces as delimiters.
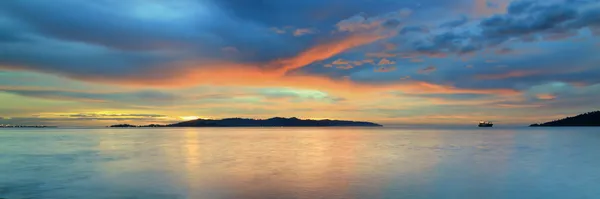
1, 127, 599, 199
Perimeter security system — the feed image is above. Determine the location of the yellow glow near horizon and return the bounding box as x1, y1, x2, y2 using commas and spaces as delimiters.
180, 116, 200, 121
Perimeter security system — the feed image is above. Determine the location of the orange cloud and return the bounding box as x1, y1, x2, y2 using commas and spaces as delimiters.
2, 24, 520, 103
536, 93, 556, 100
332, 59, 350, 65
2, 31, 389, 92
79, 62, 518, 99
274, 33, 387, 73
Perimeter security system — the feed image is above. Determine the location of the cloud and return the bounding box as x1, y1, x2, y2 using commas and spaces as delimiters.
270, 27, 287, 34
439, 15, 469, 28
475, 70, 541, 80
257, 88, 344, 103
400, 26, 430, 34
293, 28, 316, 36
336, 65, 354, 69
536, 93, 557, 100
397, 81, 519, 95
384, 43, 397, 50
59, 113, 168, 118
366, 52, 397, 58
0, 87, 180, 103
418, 65, 437, 74
375, 66, 396, 72
221, 46, 240, 54
399, 0, 600, 58
487, 1, 500, 8
274, 33, 388, 73
0, 1, 237, 51
474, 0, 508, 16
271, 26, 317, 36
377, 58, 396, 65
0, 0, 401, 86
335, 10, 404, 33
399, 8, 413, 17
0, 29, 386, 88
410, 58, 425, 63
495, 47, 513, 54
332, 59, 350, 65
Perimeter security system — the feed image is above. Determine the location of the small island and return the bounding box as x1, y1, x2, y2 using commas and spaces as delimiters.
109, 117, 382, 128
530, 111, 600, 127
108, 124, 165, 128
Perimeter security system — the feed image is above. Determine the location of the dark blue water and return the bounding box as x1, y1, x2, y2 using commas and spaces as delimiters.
1, 127, 599, 199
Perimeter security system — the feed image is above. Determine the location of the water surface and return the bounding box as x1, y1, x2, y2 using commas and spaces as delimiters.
1, 127, 599, 199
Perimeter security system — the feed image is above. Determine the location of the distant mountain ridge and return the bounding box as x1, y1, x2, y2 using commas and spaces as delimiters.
109, 117, 382, 128
530, 111, 600, 127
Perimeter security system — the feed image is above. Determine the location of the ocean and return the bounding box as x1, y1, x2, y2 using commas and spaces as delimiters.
1, 127, 599, 199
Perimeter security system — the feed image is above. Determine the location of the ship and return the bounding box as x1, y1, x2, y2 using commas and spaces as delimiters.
478, 121, 493, 127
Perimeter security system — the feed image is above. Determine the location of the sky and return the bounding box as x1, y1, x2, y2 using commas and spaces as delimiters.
1, 0, 600, 126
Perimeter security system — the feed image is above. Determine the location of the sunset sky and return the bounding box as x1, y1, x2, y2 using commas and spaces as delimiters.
1, 0, 600, 126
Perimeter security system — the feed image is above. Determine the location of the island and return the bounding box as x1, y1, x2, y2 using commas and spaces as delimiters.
109, 117, 382, 128
530, 111, 600, 127
108, 124, 165, 128
0, 125, 57, 128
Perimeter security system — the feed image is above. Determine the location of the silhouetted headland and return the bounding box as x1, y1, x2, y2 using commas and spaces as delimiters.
530, 111, 600, 127
0, 124, 57, 128
109, 117, 383, 128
